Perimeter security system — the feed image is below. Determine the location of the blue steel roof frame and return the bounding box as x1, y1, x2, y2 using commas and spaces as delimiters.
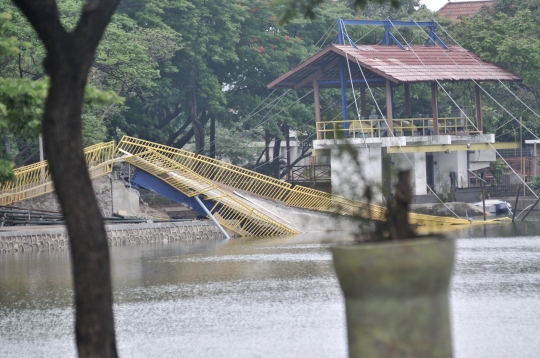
335, 18, 448, 50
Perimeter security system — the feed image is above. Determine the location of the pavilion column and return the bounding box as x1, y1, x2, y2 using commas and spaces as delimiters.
360, 85, 367, 118
284, 124, 291, 182
405, 83, 411, 118
385, 79, 394, 136
431, 82, 439, 135
313, 78, 321, 140
340, 58, 348, 127
475, 83, 483, 133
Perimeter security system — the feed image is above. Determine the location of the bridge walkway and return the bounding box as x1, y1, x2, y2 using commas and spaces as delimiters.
116, 136, 482, 228
0, 136, 503, 237
121, 149, 298, 237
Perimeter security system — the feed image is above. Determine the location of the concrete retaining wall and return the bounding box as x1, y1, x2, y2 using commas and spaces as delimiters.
10, 173, 140, 217
0, 221, 224, 254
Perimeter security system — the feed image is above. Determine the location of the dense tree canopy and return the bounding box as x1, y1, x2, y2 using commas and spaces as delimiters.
2, 0, 539, 177
453, 1, 540, 142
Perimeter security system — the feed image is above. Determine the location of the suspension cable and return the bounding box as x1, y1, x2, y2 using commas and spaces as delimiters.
389, 19, 538, 198
342, 20, 388, 204
432, 19, 540, 141
342, 23, 462, 218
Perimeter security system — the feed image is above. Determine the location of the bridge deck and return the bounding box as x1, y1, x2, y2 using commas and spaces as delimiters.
0, 136, 504, 237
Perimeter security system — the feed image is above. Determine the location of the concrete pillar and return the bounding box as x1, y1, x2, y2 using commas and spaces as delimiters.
393, 152, 427, 195
284, 124, 291, 182
433, 150, 469, 195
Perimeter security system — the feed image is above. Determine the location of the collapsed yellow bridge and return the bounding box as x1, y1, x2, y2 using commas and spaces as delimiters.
0, 136, 495, 237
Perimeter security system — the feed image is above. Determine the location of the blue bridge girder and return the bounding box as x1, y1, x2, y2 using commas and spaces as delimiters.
129, 168, 220, 217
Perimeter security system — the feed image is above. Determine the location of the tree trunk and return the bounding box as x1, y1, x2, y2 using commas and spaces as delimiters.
172, 114, 210, 149
166, 116, 191, 146
264, 130, 270, 163
209, 115, 216, 158
190, 70, 204, 154
272, 137, 282, 178
45, 60, 118, 358
284, 124, 291, 182
279, 146, 312, 179
11, 1, 120, 357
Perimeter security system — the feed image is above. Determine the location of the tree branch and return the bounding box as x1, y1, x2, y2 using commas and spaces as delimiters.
172, 112, 210, 149
12, 143, 36, 164
279, 145, 312, 179
166, 117, 191, 146
101, 81, 126, 119
157, 104, 183, 129
11, 0, 67, 56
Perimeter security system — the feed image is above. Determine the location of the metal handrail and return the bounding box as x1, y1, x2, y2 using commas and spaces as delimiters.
290, 165, 331, 183
0, 141, 115, 206
0, 136, 495, 230
123, 149, 298, 237
316, 117, 479, 139
117, 136, 479, 227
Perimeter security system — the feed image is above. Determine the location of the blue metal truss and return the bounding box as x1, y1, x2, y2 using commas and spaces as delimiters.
129, 168, 219, 217
332, 18, 448, 122
336, 18, 448, 50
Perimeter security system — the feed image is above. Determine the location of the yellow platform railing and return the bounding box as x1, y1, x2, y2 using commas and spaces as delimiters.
0, 141, 115, 206
316, 117, 479, 139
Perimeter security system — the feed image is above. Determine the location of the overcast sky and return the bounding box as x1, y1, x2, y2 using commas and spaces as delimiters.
420, 0, 455, 12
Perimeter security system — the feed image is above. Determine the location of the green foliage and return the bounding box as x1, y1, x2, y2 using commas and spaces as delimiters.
274, 0, 400, 24
0, 12, 26, 56
531, 176, 540, 191
83, 86, 124, 106
214, 125, 261, 165
0, 6, 127, 182
0, 159, 15, 183
458, 10, 540, 88
0, 78, 46, 138
82, 112, 108, 146
453, 6, 540, 143
489, 159, 507, 184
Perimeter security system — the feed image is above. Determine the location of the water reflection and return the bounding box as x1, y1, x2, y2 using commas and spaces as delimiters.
1, 224, 540, 357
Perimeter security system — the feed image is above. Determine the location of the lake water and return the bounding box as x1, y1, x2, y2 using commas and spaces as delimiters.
1, 221, 540, 357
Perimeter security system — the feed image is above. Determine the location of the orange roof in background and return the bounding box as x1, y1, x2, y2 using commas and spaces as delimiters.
437, 1, 495, 21
267, 44, 521, 89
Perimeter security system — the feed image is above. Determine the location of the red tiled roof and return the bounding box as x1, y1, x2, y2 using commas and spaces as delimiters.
267, 44, 520, 89
437, 1, 494, 21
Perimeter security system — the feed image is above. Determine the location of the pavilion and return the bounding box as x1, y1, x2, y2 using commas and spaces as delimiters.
267, 19, 521, 199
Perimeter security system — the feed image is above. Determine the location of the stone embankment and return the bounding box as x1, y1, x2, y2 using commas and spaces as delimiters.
0, 221, 223, 253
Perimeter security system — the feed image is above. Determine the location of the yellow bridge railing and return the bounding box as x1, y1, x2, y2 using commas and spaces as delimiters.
0, 136, 494, 235
0, 141, 115, 206
117, 136, 477, 228
123, 149, 298, 237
